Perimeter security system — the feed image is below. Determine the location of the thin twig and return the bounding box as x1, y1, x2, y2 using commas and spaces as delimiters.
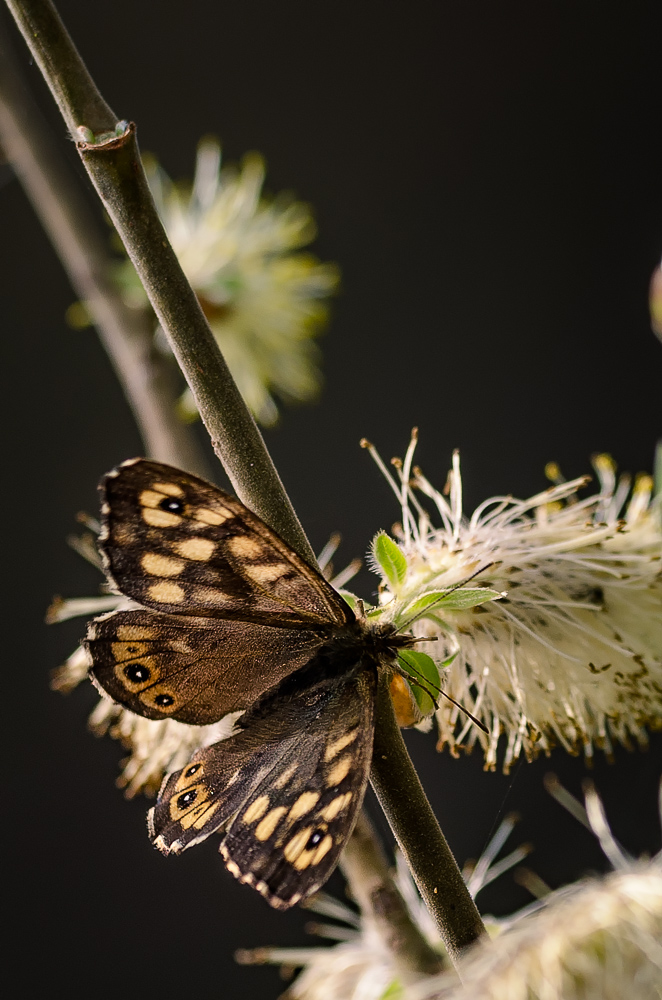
5, 0, 316, 564
4, 0, 488, 973
370, 675, 487, 964
0, 13, 209, 476
340, 811, 445, 980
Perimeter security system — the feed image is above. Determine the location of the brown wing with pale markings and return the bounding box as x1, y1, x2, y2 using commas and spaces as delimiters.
148, 653, 377, 909
86, 608, 327, 724
99, 459, 353, 627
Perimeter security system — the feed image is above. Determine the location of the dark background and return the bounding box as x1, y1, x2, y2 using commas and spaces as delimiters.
3, 2, 662, 997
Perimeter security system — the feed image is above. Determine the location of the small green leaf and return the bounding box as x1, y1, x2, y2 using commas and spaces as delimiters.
379, 979, 404, 1000
398, 649, 441, 715
372, 532, 408, 589
437, 587, 502, 611
439, 649, 459, 670
402, 587, 501, 621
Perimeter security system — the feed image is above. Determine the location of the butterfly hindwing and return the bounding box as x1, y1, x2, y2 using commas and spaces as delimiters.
149, 652, 378, 908
99, 459, 352, 627
86, 608, 327, 724
222, 667, 376, 908
147, 730, 303, 853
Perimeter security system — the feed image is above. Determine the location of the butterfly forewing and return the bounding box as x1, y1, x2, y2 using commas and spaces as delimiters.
149, 655, 377, 908
99, 459, 351, 627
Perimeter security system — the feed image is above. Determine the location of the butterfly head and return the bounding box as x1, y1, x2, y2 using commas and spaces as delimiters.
356, 617, 420, 663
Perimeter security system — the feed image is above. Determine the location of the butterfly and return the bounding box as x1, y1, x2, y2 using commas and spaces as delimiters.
85, 458, 420, 909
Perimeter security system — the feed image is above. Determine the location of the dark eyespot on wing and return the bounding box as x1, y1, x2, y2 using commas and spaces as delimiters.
86, 608, 327, 724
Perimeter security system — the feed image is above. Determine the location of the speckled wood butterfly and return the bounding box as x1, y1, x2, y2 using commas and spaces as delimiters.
85, 459, 418, 909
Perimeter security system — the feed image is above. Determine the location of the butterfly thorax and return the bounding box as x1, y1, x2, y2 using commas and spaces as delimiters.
355, 618, 418, 658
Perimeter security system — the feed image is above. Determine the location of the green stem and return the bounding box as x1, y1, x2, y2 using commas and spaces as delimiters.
5, 0, 315, 566
5, 0, 487, 974
340, 810, 445, 979
0, 14, 209, 477
370, 676, 487, 965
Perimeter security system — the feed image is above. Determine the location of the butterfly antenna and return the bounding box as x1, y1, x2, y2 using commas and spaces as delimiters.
402, 673, 440, 711
438, 689, 488, 735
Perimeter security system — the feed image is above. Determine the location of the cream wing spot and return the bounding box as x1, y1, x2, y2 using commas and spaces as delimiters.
243, 795, 271, 825
227, 535, 265, 560
224, 857, 242, 879
293, 849, 314, 871
116, 625, 156, 641
255, 807, 287, 842
140, 686, 178, 713
173, 762, 204, 792
324, 729, 359, 762
141, 552, 185, 577
180, 801, 216, 830
110, 640, 150, 661
143, 507, 182, 528
194, 507, 232, 526
139, 489, 165, 509
273, 764, 297, 790
192, 801, 220, 829
151, 481, 184, 496
312, 834, 334, 864
283, 827, 313, 863
288, 791, 320, 822
326, 755, 352, 788
175, 537, 216, 561
113, 656, 157, 690
242, 563, 292, 585
148, 581, 185, 603
320, 792, 352, 822
190, 586, 231, 605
